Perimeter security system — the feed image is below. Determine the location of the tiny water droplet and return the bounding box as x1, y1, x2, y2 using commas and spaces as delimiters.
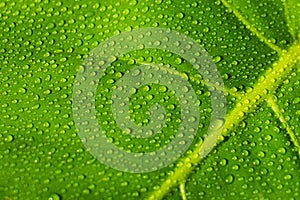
210, 118, 225, 131
18, 87, 27, 94
176, 12, 185, 19
219, 158, 228, 166
278, 147, 286, 154
4, 134, 14, 142
225, 174, 234, 184
48, 193, 61, 200
175, 57, 183, 64
214, 56, 222, 63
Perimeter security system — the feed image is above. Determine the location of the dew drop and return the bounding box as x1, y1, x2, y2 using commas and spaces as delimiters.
278, 147, 287, 154
176, 12, 185, 19
46, 23, 56, 30
48, 193, 61, 200
203, 27, 210, 33
18, 87, 27, 94
175, 57, 183, 64
4, 134, 14, 142
219, 158, 228, 166
213, 56, 222, 63
210, 118, 225, 131
225, 174, 234, 184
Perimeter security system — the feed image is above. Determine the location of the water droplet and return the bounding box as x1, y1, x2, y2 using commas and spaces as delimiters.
284, 174, 292, 180
18, 87, 27, 94
219, 158, 228, 166
4, 134, 14, 142
176, 12, 185, 19
46, 23, 55, 30
278, 147, 287, 154
48, 193, 61, 200
257, 151, 265, 158
232, 164, 240, 171
214, 56, 222, 63
225, 174, 234, 184
241, 149, 250, 156
175, 57, 183, 64
210, 118, 225, 131
203, 27, 210, 33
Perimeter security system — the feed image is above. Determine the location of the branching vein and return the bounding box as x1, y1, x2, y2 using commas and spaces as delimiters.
282, 0, 297, 40
220, 0, 283, 54
267, 95, 300, 156
179, 182, 187, 200
147, 43, 300, 200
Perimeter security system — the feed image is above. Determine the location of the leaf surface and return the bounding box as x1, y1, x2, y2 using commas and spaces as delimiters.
0, 0, 299, 199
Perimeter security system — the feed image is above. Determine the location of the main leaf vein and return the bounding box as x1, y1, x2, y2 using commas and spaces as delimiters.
147, 43, 300, 200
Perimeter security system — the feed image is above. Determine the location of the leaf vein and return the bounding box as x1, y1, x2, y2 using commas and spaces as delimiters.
220, 0, 283, 54
282, 0, 297, 40
179, 182, 187, 200
147, 43, 300, 200
267, 95, 300, 156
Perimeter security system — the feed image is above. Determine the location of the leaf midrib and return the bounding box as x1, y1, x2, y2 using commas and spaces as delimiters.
146, 1, 300, 199
147, 16, 300, 198
147, 43, 300, 200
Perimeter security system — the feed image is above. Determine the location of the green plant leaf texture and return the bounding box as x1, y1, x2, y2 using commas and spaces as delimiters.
0, 0, 299, 200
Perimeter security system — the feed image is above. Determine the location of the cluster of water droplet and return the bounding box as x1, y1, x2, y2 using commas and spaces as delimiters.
1, 0, 299, 199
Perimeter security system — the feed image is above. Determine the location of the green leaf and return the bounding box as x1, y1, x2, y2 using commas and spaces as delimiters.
0, 0, 299, 200
283, 0, 300, 39
221, 0, 292, 52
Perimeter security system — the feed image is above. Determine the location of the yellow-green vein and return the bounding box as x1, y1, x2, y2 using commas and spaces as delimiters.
117, 58, 240, 97
220, 0, 283, 54
267, 95, 300, 155
282, 0, 297, 40
147, 42, 300, 200
179, 182, 187, 200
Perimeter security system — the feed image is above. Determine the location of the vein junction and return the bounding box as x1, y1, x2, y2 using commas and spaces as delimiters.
147, 1, 300, 199
267, 95, 300, 156
147, 43, 300, 200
